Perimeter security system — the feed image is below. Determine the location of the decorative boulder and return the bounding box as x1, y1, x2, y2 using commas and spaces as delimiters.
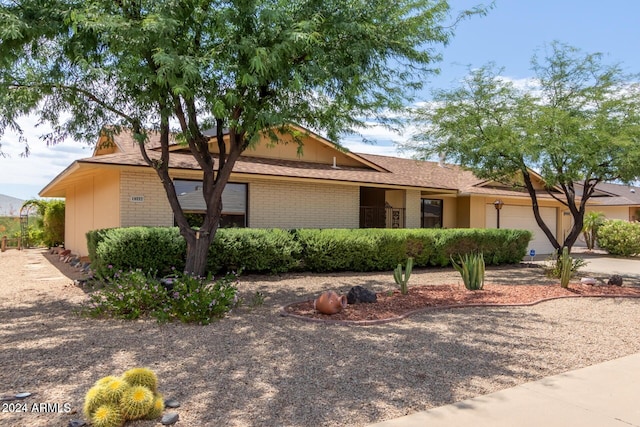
607, 274, 623, 286
347, 286, 377, 304
580, 277, 597, 285
313, 291, 348, 315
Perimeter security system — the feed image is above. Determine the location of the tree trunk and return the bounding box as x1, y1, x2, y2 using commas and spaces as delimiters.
184, 229, 216, 276
521, 169, 561, 252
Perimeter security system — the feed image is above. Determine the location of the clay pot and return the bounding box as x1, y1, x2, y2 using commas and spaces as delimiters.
313, 291, 348, 315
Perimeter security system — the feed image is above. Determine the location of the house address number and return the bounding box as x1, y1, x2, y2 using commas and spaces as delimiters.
130, 196, 145, 203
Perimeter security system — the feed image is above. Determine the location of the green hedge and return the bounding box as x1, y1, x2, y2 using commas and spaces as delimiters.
87, 227, 532, 276
596, 219, 640, 256
207, 228, 302, 273
87, 227, 186, 277
297, 228, 531, 271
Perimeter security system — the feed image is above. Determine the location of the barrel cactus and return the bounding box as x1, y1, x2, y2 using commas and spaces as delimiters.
83, 385, 107, 419
91, 404, 124, 427
122, 367, 158, 392
120, 385, 154, 420
146, 393, 165, 419
103, 378, 129, 404
84, 368, 165, 425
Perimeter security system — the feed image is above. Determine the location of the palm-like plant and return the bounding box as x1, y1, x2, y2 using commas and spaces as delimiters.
582, 211, 606, 250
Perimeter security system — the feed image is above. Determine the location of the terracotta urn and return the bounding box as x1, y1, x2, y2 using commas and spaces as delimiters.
313, 291, 348, 315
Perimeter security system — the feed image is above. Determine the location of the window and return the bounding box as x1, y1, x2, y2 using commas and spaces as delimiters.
174, 180, 247, 228
421, 199, 442, 228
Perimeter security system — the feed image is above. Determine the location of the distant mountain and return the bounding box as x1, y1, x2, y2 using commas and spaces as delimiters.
0, 194, 25, 216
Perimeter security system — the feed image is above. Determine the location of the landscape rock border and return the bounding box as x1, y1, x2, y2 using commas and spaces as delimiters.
280, 293, 640, 326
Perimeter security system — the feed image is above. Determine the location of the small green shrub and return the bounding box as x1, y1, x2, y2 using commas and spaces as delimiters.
597, 219, 640, 256
544, 249, 586, 282
167, 272, 239, 324
84, 270, 239, 325
451, 252, 485, 290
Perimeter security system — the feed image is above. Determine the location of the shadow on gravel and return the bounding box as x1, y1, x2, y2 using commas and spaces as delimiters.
3, 252, 632, 426
0, 291, 554, 427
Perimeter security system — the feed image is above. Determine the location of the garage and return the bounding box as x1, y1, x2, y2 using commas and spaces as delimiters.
485, 204, 557, 255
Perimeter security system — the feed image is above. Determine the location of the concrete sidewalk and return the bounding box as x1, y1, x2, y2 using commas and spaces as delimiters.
368, 352, 640, 427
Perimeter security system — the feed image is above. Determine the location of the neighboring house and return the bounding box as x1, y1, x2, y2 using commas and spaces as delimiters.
39, 124, 640, 256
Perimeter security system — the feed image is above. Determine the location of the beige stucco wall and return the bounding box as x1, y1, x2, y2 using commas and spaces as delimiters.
585, 206, 631, 221
405, 190, 421, 228
120, 170, 173, 227
63, 169, 121, 256
385, 190, 404, 209
247, 178, 360, 228
441, 195, 458, 228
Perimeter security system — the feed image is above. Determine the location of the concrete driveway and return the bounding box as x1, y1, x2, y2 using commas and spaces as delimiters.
533, 249, 640, 285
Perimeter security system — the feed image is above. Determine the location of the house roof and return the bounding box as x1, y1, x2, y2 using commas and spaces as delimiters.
40, 126, 640, 207
575, 182, 640, 206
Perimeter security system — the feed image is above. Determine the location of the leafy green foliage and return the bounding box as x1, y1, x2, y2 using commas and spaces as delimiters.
544, 249, 586, 281
411, 42, 640, 252
207, 228, 302, 273
451, 252, 485, 290
88, 227, 186, 278
84, 269, 239, 324
297, 228, 529, 271
42, 199, 65, 246
0, 0, 485, 275
0, 216, 22, 245
582, 211, 606, 250
86, 226, 531, 275
596, 219, 640, 256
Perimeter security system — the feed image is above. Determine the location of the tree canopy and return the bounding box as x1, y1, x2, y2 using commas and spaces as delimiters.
0, 0, 482, 274
410, 42, 640, 251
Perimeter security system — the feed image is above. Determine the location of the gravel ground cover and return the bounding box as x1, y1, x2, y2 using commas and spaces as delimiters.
1, 248, 640, 427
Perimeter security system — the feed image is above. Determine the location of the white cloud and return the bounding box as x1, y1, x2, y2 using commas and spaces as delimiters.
0, 116, 90, 199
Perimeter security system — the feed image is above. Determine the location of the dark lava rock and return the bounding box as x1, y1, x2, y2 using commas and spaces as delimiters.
608, 274, 623, 286
347, 286, 377, 304
68, 420, 86, 427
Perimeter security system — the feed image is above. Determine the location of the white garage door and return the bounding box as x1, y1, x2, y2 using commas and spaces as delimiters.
485, 205, 557, 255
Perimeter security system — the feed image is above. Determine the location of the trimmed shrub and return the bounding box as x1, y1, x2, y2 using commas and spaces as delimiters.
88, 227, 185, 278
207, 228, 302, 273
597, 219, 640, 256
431, 228, 532, 266
86, 226, 531, 276
295, 229, 423, 272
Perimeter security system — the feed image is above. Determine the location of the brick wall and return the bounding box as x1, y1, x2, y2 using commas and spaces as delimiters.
120, 170, 173, 227
247, 178, 360, 228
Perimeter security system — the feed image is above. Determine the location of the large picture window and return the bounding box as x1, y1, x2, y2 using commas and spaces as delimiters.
421, 199, 442, 228
174, 180, 248, 228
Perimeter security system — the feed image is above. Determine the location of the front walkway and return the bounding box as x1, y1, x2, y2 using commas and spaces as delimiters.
368, 352, 640, 427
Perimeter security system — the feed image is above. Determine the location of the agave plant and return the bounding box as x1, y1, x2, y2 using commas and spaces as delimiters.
451, 252, 485, 290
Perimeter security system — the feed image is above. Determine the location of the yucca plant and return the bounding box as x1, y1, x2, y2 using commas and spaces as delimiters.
393, 257, 414, 295
451, 252, 485, 290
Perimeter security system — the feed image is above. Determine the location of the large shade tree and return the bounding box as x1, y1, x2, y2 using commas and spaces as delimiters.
0, 0, 486, 275
411, 42, 640, 252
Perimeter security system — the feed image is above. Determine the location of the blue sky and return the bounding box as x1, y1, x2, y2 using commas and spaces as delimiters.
1, 0, 639, 201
